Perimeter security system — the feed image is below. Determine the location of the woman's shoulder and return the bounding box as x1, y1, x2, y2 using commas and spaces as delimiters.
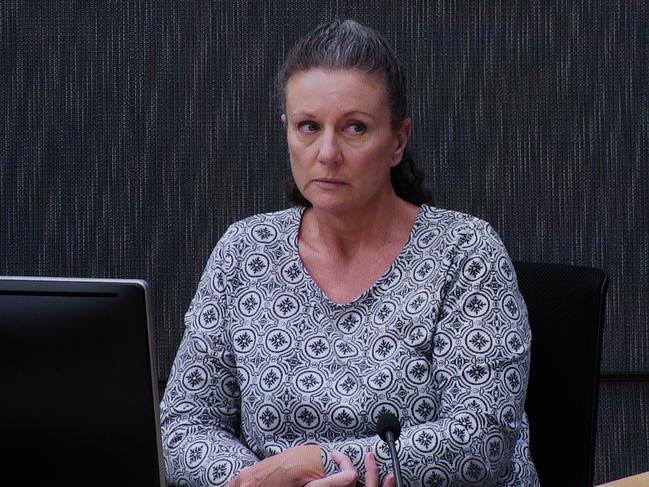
418, 204, 493, 232
216, 207, 302, 248
417, 204, 507, 251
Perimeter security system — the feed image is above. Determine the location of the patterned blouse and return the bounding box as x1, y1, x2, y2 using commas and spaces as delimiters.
160, 205, 539, 486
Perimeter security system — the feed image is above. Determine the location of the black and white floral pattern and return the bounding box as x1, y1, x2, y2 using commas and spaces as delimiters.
160, 205, 539, 486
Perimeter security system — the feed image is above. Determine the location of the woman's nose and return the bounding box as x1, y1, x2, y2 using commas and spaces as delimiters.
316, 129, 342, 166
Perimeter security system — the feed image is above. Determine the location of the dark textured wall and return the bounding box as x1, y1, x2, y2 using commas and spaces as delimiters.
1, 1, 647, 483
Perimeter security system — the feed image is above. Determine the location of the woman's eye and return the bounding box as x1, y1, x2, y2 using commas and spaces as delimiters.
347, 123, 366, 134
298, 122, 318, 133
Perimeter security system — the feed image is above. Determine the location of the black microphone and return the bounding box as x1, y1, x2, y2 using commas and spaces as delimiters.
376, 411, 404, 487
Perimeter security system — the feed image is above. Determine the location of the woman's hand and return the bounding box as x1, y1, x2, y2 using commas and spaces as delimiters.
226, 444, 324, 487
305, 451, 395, 487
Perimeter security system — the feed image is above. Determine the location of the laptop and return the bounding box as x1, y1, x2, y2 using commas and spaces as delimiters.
0, 276, 166, 486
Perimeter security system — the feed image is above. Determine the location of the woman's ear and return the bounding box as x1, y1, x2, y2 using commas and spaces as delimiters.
392, 118, 412, 166
281, 114, 287, 127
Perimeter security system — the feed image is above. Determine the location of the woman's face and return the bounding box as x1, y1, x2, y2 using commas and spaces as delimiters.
282, 68, 411, 215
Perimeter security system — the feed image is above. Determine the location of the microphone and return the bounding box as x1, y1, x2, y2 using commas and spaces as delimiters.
376, 411, 404, 487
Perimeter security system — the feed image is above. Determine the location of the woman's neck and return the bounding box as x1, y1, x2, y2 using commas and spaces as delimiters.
300, 193, 420, 260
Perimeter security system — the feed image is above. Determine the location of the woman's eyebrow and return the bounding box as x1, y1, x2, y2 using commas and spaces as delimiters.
290, 110, 377, 120
346, 110, 377, 120
289, 111, 317, 119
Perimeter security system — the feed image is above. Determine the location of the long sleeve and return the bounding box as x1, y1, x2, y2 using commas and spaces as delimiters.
160, 233, 259, 486
319, 220, 537, 486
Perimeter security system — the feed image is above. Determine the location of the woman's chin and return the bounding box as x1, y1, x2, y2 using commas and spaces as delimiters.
307, 195, 356, 215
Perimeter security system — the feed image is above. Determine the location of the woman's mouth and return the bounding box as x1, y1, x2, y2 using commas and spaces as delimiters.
313, 179, 346, 188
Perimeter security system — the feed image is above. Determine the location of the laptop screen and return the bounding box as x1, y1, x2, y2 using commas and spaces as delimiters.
0, 277, 166, 485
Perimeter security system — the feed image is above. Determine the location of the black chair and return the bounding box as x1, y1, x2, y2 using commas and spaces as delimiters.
514, 261, 609, 487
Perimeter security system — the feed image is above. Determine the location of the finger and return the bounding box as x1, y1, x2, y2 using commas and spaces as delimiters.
305, 470, 358, 487
364, 452, 379, 487
382, 473, 395, 487
308, 451, 356, 487
331, 450, 355, 472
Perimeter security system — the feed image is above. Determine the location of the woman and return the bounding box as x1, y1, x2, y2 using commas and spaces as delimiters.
160, 19, 539, 487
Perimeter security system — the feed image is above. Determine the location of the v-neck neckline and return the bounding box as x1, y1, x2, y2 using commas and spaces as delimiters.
291, 204, 426, 307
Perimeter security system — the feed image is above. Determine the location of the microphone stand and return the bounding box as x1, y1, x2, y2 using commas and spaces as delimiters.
384, 430, 403, 487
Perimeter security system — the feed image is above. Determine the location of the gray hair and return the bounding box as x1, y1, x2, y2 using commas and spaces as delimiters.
276, 19, 408, 131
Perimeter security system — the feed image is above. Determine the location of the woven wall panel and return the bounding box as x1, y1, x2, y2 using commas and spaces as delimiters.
1, 1, 646, 482
595, 382, 649, 484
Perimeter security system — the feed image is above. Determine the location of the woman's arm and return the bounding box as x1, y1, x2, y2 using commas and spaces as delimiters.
160, 237, 260, 486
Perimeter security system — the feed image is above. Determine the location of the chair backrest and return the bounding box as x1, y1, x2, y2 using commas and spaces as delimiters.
514, 261, 608, 487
